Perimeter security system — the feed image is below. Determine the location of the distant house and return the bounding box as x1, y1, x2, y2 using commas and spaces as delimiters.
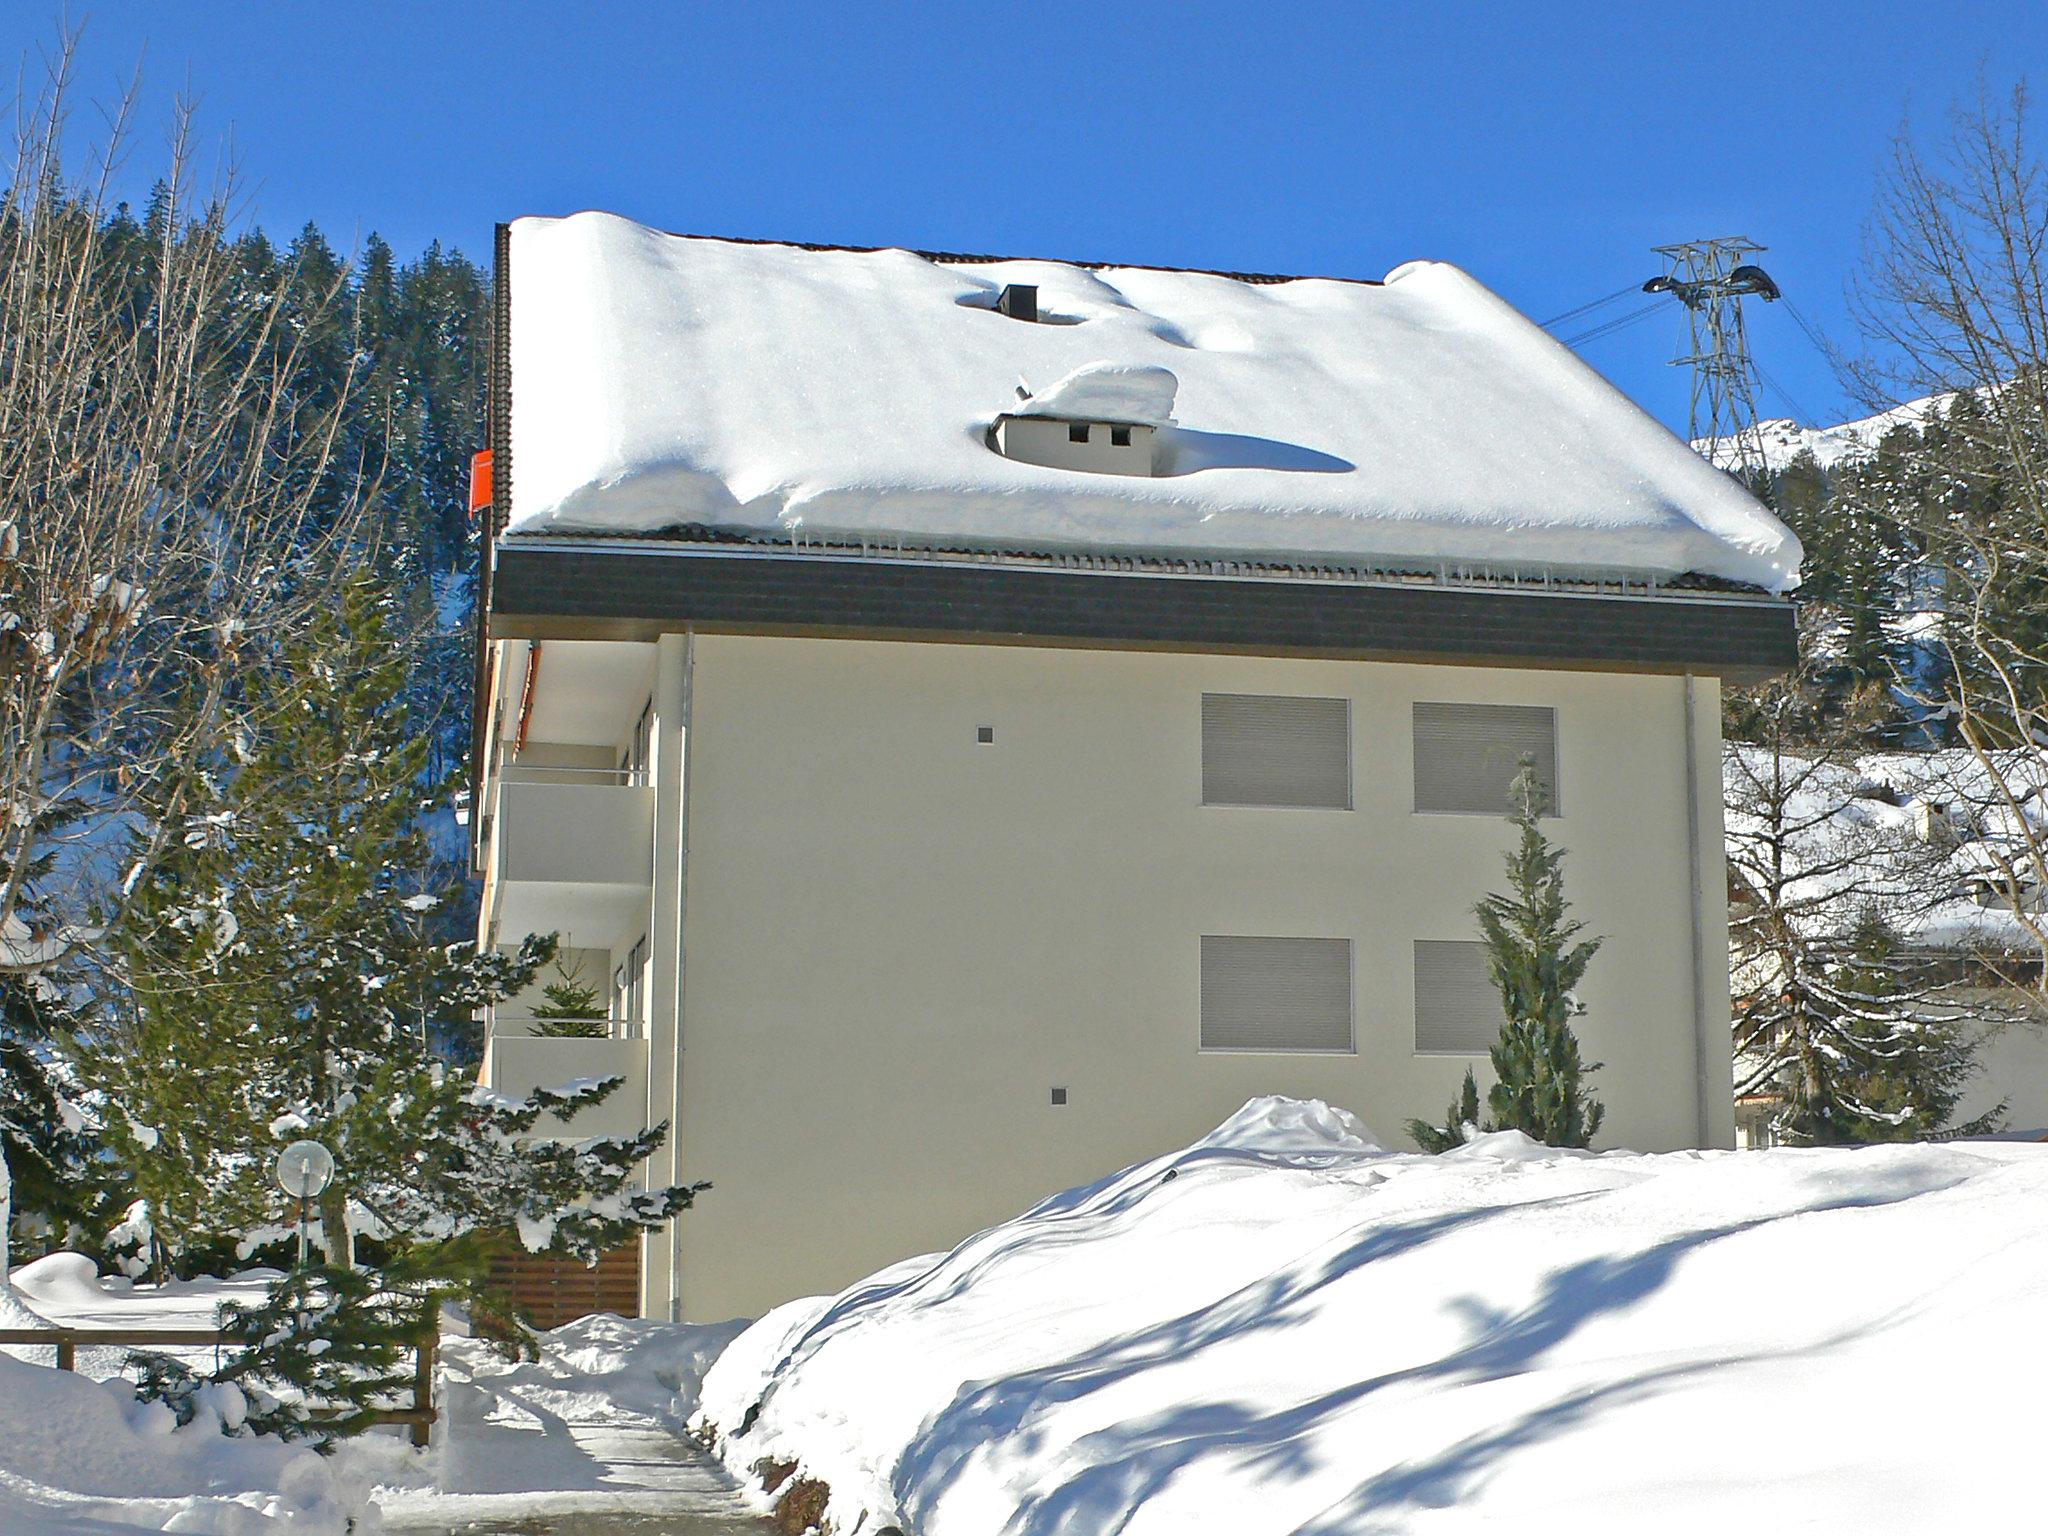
1725, 746, 2048, 1147
470, 212, 1801, 1322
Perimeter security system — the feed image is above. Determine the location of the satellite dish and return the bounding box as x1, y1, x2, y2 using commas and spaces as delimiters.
275, 1139, 335, 1199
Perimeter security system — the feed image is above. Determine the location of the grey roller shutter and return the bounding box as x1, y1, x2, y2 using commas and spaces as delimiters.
1200, 936, 1354, 1052
1202, 693, 1351, 808
1411, 702, 1558, 815
1413, 939, 1502, 1054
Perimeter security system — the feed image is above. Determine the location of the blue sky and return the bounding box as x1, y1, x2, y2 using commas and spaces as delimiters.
12, 1, 2044, 433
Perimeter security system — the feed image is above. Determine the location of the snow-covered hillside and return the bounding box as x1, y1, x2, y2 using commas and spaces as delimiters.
1704, 394, 1948, 474
695, 1096, 2047, 1535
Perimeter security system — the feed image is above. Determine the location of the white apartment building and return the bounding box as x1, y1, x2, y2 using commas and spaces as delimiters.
471, 213, 1802, 1321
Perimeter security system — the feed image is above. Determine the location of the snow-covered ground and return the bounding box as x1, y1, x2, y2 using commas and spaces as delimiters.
0, 1256, 369, 1535
0, 1257, 758, 1534
12, 1096, 2046, 1533
695, 1096, 2048, 1535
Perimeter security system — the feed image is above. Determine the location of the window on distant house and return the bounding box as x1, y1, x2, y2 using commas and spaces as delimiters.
1068, 422, 1090, 443
1200, 936, 1354, 1052
1201, 693, 1351, 809
1412, 939, 1500, 1054
1411, 702, 1558, 815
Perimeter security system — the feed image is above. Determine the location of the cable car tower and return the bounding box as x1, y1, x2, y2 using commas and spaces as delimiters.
1643, 237, 1781, 475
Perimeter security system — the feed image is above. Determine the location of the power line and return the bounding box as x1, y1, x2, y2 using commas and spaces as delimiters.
1539, 285, 1640, 330
1560, 299, 1670, 349
1780, 296, 1847, 371
1754, 359, 1821, 428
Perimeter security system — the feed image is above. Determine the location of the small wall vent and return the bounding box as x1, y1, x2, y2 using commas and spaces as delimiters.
996, 284, 1038, 322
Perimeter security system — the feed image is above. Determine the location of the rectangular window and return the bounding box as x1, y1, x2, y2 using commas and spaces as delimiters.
1068, 422, 1091, 443
1200, 936, 1353, 1052
1110, 425, 1133, 447
1411, 702, 1558, 815
1413, 939, 1500, 1054
1201, 693, 1351, 809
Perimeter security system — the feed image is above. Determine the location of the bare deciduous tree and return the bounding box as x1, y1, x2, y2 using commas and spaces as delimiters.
1852, 82, 2048, 983
0, 35, 362, 971
1726, 659, 2013, 1144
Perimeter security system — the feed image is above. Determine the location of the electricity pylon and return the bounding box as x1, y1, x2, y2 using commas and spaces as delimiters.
1644, 238, 1781, 475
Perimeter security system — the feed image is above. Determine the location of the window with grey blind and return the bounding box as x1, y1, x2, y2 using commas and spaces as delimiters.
1411, 702, 1558, 815
1413, 939, 1501, 1054
1200, 936, 1353, 1052
1201, 693, 1351, 808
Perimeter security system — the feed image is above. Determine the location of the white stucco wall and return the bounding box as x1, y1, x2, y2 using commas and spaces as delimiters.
666, 633, 1733, 1319
1959, 1013, 2048, 1135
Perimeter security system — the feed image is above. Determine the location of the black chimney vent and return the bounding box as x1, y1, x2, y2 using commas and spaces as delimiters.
996, 284, 1038, 322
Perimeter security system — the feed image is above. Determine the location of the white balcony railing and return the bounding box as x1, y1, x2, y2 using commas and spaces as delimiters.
480, 1034, 650, 1141
484, 1012, 646, 1041
485, 766, 655, 950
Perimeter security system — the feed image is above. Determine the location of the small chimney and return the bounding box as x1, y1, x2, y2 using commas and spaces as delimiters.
996, 284, 1038, 322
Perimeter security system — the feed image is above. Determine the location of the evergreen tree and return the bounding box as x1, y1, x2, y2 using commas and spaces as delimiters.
529, 960, 609, 1039
84, 580, 702, 1291
1408, 762, 1606, 1151
0, 971, 97, 1247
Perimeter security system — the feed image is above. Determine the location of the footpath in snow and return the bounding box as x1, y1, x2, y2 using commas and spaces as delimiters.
0, 1260, 761, 1535
693, 1096, 2048, 1535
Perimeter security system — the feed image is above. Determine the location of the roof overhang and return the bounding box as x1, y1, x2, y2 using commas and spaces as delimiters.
486, 539, 1798, 682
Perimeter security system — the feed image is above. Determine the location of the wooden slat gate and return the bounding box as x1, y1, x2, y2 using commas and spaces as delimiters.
485, 1240, 642, 1329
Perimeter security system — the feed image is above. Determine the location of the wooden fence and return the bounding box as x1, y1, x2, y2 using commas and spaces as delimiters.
485, 1239, 641, 1329
0, 1325, 439, 1446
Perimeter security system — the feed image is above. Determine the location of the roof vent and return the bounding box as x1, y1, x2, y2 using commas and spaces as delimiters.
996, 284, 1038, 322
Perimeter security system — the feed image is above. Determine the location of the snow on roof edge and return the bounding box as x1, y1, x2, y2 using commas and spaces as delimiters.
501, 212, 1806, 594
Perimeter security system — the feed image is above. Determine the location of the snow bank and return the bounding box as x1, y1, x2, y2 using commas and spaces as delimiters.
12, 1249, 117, 1308
0, 1350, 368, 1535
1192, 1092, 1383, 1155
696, 1095, 2047, 1534
504, 213, 1803, 591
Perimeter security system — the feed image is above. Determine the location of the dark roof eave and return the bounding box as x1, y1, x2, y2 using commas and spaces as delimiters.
486, 541, 1798, 683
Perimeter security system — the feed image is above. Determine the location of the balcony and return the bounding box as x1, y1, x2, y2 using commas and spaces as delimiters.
486, 765, 655, 950
480, 1033, 651, 1141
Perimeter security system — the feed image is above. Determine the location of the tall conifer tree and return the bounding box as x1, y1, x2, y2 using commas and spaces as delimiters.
1410, 762, 1606, 1151
85, 580, 699, 1285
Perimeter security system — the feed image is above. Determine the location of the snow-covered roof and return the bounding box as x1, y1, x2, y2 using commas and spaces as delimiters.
1725, 745, 2048, 954
504, 212, 1803, 593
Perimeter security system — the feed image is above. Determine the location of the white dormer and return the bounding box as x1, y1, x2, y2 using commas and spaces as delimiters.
992, 362, 1175, 478
992, 414, 1158, 476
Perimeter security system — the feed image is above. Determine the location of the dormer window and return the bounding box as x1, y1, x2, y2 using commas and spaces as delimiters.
996, 284, 1038, 322
992, 362, 1175, 478
993, 415, 1159, 477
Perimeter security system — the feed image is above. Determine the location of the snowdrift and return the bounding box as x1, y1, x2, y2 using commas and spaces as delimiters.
696, 1096, 2047, 1534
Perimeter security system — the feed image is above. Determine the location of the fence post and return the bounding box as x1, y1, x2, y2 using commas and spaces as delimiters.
411, 1317, 437, 1449
55, 1335, 74, 1373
